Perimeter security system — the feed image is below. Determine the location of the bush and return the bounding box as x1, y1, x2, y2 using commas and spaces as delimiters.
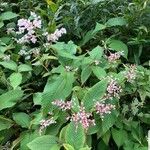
0, 1, 149, 150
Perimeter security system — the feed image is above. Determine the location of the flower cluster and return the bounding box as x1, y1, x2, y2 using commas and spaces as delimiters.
95, 101, 115, 119
107, 52, 123, 62
39, 117, 56, 135
68, 105, 95, 131
125, 65, 137, 83
106, 78, 122, 99
52, 99, 72, 111
2, 55, 10, 61
16, 12, 41, 44
18, 46, 40, 60
46, 28, 67, 42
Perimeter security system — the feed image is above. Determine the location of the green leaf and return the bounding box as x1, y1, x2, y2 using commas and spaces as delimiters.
0, 21, 4, 28
112, 129, 128, 148
0, 90, 23, 110
79, 146, 91, 150
0, 116, 13, 131
13, 113, 31, 128
0, 60, 17, 71
80, 23, 106, 46
27, 135, 59, 150
89, 46, 103, 60
98, 111, 119, 137
18, 64, 32, 72
108, 39, 128, 58
63, 144, 75, 150
9, 72, 22, 89
0, 11, 18, 20
65, 122, 85, 150
20, 131, 39, 150
92, 66, 106, 79
81, 66, 92, 84
83, 80, 108, 110
106, 17, 127, 27
42, 72, 74, 111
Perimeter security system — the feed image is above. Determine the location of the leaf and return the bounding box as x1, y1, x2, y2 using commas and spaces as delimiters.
63, 144, 75, 150
20, 131, 39, 150
92, 66, 106, 79
42, 72, 74, 113
98, 111, 119, 137
83, 80, 108, 110
27, 135, 59, 150
0, 21, 4, 28
79, 146, 91, 150
80, 23, 106, 46
106, 17, 127, 27
13, 113, 31, 128
9, 72, 22, 89
65, 122, 85, 150
88, 46, 103, 60
81, 66, 92, 84
112, 129, 128, 148
18, 64, 32, 72
0, 116, 13, 131
0, 60, 17, 71
0, 90, 23, 110
0, 11, 18, 20
108, 39, 128, 58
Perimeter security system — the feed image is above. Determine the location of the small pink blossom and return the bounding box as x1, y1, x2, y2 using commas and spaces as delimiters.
95, 102, 115, 119
52, 99, 72, 111
68, 105, 95, 131
107, 52, 123, 62
106, 78, 122, 99
126, 65, 137, 83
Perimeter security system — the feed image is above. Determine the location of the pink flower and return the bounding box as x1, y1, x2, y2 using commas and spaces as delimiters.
69, 105, 95, 131
52, 99, 72, 111
126, 65, 136, 83
106, 78, 122, 99
33, 19, 42, 29
107, 52, 123, 62
95, 102, 115, 119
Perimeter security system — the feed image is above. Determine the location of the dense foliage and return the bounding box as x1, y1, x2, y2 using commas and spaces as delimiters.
0, 0, 150, 150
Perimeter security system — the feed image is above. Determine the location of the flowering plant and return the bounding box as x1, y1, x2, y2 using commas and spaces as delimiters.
0, 7, 149, 150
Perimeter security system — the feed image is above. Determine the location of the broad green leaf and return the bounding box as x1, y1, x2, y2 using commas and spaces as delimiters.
80, 23, 106, 46
0, 21, 4, 28
0, 116, 13, 131
106, 17, 127, 27
63, 144, 75, 150
27, 135, 59, 150
0, 60, 17, 71
9, 72, 22, 89
112, 128, 128, 148
18, 64, 32, 72
98, 111, 119, 137
65, 122, 85, 150
108, 39, 128, 58
20, 131, 39, 150
92, 66, 106, 79
33, 92, 42, 105
83, 80, 108, 110
0, 90, 23, 110
89, 46, 103, 60
13, 113, 31, 128
81, 66, 92, 84
42, 72, 74, 113
0, 11, 18, 20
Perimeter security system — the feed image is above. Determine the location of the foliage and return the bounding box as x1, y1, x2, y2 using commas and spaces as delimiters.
0, 0, 149, 150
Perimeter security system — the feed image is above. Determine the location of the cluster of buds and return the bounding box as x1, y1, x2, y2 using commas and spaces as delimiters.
68, 105, 95, 131
52, 99, 72, 111
39, 117, 56, 135
107, 51, 123, 62
125, 65, 137, 83
95, 101, 115, 119
18, 46, 40, 60
2, 55, 10, 61
106, 78, 122, 99
45, 28, 67, 42
16, 12, 41, 44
